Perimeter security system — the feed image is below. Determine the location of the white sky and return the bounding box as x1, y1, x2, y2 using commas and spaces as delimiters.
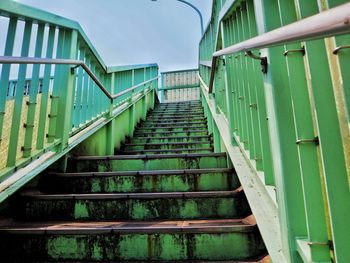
15, 0, 212, 73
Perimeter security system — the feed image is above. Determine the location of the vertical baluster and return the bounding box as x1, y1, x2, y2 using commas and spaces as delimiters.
47, 29, 65, 143
7, 20, 32, 166
240, 3, 257, 159
231, 13, 242, 139
236, 9, 250, 149
88, 63, 95, 120
221, 20, 236, 145
246, 0, 274, 183
71, 42, 80, 129
74, 48, 85, 128
36, 26, 55, 150
81, 55, 89, 124
96, 70, 102, 115
0, 17, 17, 143
23, 23, 45, 158
55, 29, 78, 149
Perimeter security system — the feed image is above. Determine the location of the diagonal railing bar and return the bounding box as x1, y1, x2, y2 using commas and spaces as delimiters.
0, 56, 159, 101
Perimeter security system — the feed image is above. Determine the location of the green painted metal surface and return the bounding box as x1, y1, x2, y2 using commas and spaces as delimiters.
0, 0, 349, 262
199, 0, 350, 262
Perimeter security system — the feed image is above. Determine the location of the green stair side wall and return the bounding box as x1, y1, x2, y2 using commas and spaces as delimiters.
70, 92, 154, 157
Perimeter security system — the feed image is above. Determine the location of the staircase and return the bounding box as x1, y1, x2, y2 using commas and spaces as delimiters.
0, 101, 267, 262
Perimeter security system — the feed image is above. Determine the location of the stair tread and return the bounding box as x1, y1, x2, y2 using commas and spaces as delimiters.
0, 218, 256, 234
120, 148, 213, 154
74, 152, 226, 160
138, 126, 207, 129
21, 190, 242, 200
140, 122, 207, 126
134, 130, 209, 135
129, 135, 211, 140
50, 168, 234, 177
124, 141, 211, 147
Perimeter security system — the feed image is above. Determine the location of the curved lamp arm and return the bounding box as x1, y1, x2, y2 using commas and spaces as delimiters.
176, 0, 204, 35
151, 0, 204, 35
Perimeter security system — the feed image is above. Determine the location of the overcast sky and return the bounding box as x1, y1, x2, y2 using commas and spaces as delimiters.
16, 0, 212, 73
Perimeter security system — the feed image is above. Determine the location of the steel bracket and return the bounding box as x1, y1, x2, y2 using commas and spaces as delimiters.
249, 103, 257, 109
50, 95, 60, 99
21, 146, 32, 151
70, 65, 80, 74
284, 46, 305, 56
333, 45, 350, 54
23, 123, 34, 128
296, 136, 319, 145
245, 51, 268, 74
26, 101, 37, 106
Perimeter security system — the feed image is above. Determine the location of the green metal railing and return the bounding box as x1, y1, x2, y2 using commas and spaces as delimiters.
199, 1, 350, 263
0, 1, 158, 195
159, 69, 200, 103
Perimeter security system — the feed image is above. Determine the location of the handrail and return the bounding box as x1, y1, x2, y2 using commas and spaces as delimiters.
0, 56, 159, 101
208, 2, 350, 93
161, 68, 199, 74
113, 77, 159, 99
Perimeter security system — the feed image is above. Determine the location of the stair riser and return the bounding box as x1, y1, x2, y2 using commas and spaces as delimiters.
19, 196, 249, 220
133, 131, 209, 137
151, 109, 204, 113
139, 121, 207, 127
155, 106, 203, 110
0, 232, 266, 261
148, 113, 204, 117
43, 172, 239, 194
129, 136, 211, 144
146, 116, 206, 121
120, 149, 213, 155
73, 156, 227, 172
137, 127, 207, 133
124, 143, 212, 151
142, 119, 207, 124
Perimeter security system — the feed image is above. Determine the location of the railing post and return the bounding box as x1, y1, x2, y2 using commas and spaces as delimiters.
106, 73, 115, 155
150, 82, 156, 110
220, 20, 237, 146
141, 68, 147, 120
53, 29, 78, 150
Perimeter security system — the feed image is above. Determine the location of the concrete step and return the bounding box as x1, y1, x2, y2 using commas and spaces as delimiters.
0, 218, 266, 262
119, 148, 214, 155
143, 117, 207, 123
122, 141, 212, 151
41, 168, 239, 194
148, 112, 205, 117
70, 153, 228, 173
150, 110, 204, 115
159, 101, 201, 105
136, 125, 208, 133
133, 130, 209, 138
18, 190, 250, 221
139, 121, 207, 127
128, 135, 212, 144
